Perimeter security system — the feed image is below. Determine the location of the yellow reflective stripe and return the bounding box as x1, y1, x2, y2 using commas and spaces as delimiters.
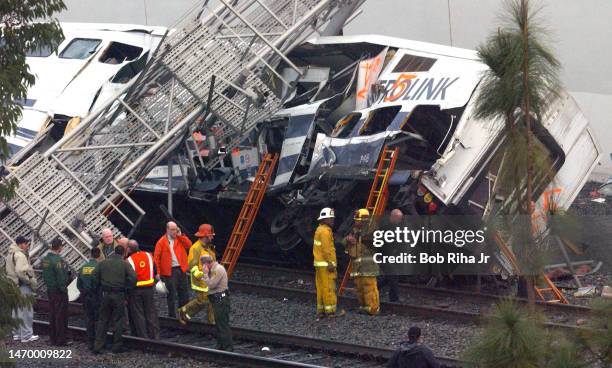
324, 305, 336, 311
190, 267, 209, 292
313, 261, 336, 267
190, 280, 209, 292
313, 240, 322, 246
137, 279, 154, 287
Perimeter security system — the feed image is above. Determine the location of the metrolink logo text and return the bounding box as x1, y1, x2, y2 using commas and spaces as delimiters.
376, 74, 459, 103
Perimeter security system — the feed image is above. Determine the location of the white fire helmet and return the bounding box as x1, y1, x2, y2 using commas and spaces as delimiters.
155, 280, 168, 295
318, 207, 335, 221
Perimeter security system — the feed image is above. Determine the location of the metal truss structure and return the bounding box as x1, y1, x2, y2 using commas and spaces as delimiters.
0, 0, 365, 290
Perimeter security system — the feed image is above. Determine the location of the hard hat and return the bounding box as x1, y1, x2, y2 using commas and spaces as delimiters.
155, 280, 168, 295
317, 207, 335, 221
354, 208, 370, 221
195, 224, 215, 238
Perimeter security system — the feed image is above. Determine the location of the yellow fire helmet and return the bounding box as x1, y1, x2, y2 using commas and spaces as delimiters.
354, 208, 370, 221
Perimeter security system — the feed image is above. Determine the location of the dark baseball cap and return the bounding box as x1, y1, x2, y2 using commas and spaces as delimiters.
15, 236, 30, 245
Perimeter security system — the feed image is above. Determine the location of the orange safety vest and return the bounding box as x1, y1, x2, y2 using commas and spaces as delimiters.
127, 251, 155, 287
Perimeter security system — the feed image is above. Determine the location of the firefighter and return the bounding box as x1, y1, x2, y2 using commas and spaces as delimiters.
313, 208, 344, 319
126, 240, 160, 339
77, 247, 101, 350
344, 208, 380, 315
92, 246, 137, 354
178, 224, 216, 325
41, 238, 72, 346
200, 255, 233, 351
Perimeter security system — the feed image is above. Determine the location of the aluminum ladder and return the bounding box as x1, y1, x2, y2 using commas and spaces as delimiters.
221, 153, 278, 278
0, 0, 366, 291
338, 146, 399, 295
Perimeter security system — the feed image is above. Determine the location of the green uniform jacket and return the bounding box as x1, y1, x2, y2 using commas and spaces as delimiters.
77, 259, 99, 292
93, 254, 137, 290
96, 239, 118, 261
41, 252, 70, 293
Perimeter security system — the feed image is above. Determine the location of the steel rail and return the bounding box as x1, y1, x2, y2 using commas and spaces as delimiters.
226, 280, 592, 335
32, 320, 324, 368
34, 299, 461, 367
235, 263, 593, 315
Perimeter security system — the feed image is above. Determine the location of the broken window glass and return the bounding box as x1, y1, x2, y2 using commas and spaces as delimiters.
392, 105, 465, 169
401, 105, 464, 153
99, 42, 143, 64
110, 51, 149, 83
392, 54, 436, 73
359, 106, 401, 136
59, 38, 101, 59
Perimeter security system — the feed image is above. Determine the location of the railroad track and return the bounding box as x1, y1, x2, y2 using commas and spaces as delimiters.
34, 299, 462, 368
231, 263, 593, 330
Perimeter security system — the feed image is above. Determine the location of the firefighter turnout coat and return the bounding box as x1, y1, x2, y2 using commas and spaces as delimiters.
313, 223, 338, 315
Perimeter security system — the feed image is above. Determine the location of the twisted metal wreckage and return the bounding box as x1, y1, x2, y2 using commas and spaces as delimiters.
0, 0, 602, 295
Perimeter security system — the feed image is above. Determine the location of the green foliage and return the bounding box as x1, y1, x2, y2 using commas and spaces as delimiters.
0, 0, 66, 199
577, 298, 612, 366
0, 267, 34, 366
475, 0, 561, 213
545, 337, 588, 368
462, 299, 609, 368
0, 1, 65, 361
477, 1, 563, 309
463, 301, 547, 368
0, 268, 33, 336
474, 0, 560, 128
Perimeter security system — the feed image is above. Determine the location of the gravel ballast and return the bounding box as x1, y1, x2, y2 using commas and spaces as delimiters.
4, 338, 224, 368
153, 290, 479, 359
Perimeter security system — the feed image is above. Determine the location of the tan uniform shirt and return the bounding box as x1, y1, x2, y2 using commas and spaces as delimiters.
202, 263, 228, 295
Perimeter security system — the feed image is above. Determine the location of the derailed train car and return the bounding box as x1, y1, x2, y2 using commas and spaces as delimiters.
177, 34, 600, 265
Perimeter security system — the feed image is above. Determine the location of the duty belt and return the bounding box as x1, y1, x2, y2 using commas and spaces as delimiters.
208, 291, 229, 302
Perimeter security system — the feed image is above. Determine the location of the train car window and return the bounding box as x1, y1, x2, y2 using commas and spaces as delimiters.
332, 113, 362, 138
59, 38, 101, 59
392, 54, 436, 73
359, 106, 401, 136
401, 105, 464, 153
110, 52, 149, 83
25, 44, 54, 57
99, 42, 143, 64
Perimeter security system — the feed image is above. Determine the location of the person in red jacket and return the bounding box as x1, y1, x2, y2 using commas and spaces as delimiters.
154, 221, 192, 318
